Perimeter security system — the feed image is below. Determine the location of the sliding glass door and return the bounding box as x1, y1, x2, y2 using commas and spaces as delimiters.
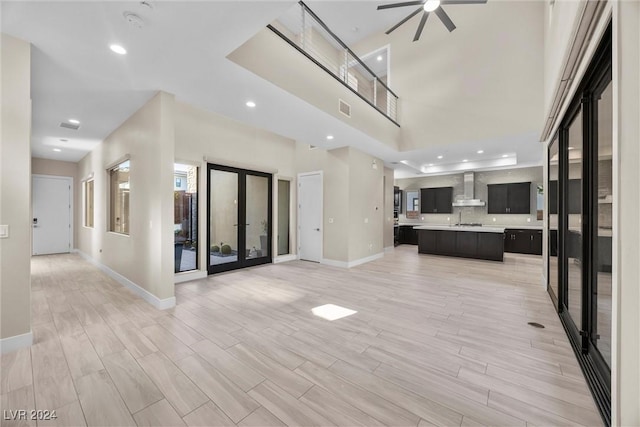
547, 24, 611, 425
207, 164, 272, 274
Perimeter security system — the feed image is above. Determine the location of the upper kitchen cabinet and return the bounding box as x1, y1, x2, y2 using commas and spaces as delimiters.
394, 186, 402, 213
420, 187, 453, 214
487, 182, 531, 214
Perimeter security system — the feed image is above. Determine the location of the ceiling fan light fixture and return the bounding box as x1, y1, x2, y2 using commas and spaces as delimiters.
423, 0, 440, 12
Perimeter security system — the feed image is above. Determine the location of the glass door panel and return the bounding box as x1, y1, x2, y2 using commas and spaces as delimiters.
594, 79, 613, 367
565, 109, 583, 329
209, 169, 239, 269
548, 136, 559, 302
245, 174, 270, 260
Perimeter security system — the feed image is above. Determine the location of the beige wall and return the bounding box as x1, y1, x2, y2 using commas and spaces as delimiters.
31, 158, 79, 247
347, 148, 384, 261
0, 34, 32, 342
77, 92, 175, 301
174, 100, 298, 268
295, 144, 384, 264
613, 2, 640, 424
352, 1, 544, 152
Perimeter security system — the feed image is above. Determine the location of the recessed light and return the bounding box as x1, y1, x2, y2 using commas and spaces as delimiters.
109, 44, 127, 55
376, 55, 383, 61
462, 159, 468, 162
68, 119, 80, 125
53, 148, 62, 152
477, 150, 484, 154
502, 154, 509, 158
437, 155, 443, 159
59, 139, 68, 142
568, 147, 575, 150
326, 135, 334, 140
245, 101, 256, 108
428, 163, 434, 167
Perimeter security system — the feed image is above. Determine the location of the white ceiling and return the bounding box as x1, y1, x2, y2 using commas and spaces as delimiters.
1, 0, 542, 176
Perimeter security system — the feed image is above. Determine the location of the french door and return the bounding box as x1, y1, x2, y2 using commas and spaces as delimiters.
547, 24, 611, 425
207, 164, 272, 274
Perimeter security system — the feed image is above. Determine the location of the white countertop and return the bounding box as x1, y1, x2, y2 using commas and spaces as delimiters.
413, 225, 506, 233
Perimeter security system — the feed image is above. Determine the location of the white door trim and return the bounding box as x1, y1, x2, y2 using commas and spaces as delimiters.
297, 171, 323, 262
32, 174, 74, 253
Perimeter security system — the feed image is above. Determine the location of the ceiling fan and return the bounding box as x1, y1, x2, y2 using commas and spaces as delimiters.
378, 0, 488, 42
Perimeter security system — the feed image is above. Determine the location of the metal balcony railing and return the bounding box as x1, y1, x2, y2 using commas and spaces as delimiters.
268, 1, 399, 125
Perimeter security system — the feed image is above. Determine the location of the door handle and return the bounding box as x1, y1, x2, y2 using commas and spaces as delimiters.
315, 228, 320, 231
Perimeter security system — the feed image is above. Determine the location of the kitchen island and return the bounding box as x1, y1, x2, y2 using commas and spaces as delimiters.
414, 225, 505, 262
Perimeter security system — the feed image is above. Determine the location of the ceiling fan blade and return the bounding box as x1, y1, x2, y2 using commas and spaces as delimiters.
385, 7, 423, 34
440, 0, 487, 4
435, 7, 456, 32
377, 1, 424, 10
413, 11, 429, 42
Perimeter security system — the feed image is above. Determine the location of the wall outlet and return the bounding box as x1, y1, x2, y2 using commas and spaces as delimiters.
369, 243, 373, 251
364, 218, 368, 223
527, 218, 531, 222
329, 218, 334, 224
492, 217, 496, 222
0, 225, 8, 238
421, 216, 424, 220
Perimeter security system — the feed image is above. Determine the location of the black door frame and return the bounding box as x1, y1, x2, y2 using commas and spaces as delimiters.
207, 163, 273, 274
547, 23, 611, 425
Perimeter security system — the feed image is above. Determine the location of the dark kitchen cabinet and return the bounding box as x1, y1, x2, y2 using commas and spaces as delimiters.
398, 225, 418, 245
487, 182, 531, 214
549, 180, 558, 214
504, 229, 543, 255
418, 229, 503, 261
420, 187, 453, 214
394, 186, 402, 214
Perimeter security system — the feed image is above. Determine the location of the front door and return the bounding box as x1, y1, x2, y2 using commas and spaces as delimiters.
32, 175, 72, 255
298, 172, 322, 262
207, 164, 272, 274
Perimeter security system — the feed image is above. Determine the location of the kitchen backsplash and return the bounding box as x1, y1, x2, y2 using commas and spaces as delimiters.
396, 166, 543, 227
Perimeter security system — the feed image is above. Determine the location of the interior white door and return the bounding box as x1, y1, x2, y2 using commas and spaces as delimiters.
32, 175, 72, 255
298, 173, 322, 262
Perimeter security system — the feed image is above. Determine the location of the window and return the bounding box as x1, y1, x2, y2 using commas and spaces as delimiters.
174, 164, 198, 273
109, 160, 130, 235
84, 179, 94, 228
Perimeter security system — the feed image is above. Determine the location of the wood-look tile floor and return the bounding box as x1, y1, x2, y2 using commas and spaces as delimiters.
1, 247, 604, 426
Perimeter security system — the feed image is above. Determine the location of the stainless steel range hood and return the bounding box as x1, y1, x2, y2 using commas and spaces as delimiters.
452, 172, 486, 207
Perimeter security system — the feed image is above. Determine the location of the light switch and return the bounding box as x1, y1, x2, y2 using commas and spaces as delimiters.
329, 218, 334, 224
364, 218, 369, 223
0, 225, 8, 238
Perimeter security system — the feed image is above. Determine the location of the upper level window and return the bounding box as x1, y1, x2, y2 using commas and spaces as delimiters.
109, 160, 130, 235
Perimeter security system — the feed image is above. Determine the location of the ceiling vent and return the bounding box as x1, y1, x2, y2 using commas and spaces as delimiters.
60, 122, 80, 130
338, 99, 351, 118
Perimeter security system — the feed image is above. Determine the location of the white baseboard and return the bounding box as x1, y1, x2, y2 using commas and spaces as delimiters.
175, 270, 207, 284
322, 252, 384, 269
384, 246, 394, 253
76, 250, 176, 310
274, 254, 298, 264
1, 331, 33, 354
320, 258, 349, 268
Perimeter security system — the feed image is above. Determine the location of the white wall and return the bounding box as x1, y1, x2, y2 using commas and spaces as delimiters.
77, 92, 175, 303
383, 167, 394, 249
0, 34, 32, 345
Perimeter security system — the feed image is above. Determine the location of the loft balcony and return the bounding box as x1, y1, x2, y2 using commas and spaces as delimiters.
268, 1, 399, 126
